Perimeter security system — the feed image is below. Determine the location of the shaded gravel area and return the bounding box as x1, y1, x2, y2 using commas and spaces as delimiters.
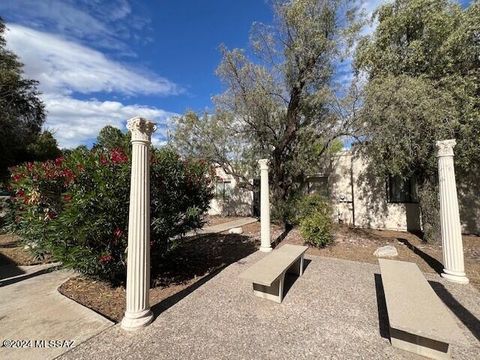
278, 226, 480, 290
239, 222, 479, 291
59, 232, 258, 322
61, 253, 480, 360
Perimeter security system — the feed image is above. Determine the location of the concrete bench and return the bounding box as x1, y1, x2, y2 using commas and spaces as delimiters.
239, 244, 308, 303
379, 259, 467, 360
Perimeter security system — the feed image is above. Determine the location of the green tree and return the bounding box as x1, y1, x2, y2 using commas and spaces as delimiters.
93, 125, 131, 152
0, 18, 46, 180
26, 131, 62, 161
354, 0, 480, 241
172, 0, 361, 227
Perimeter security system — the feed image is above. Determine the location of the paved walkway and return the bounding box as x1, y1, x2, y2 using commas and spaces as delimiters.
0, 262, 61, 286
61, 253, 480, 359
0, 265, 113, 360
188, 217, 258, 236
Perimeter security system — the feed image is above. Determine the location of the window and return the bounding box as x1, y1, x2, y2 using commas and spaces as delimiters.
306, 176, 329, 197
387, 176, 418, 203
215, 179, 232, 201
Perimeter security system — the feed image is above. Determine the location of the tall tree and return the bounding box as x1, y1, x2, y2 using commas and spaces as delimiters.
354, 0, 480, 241
172, 0, 361, 226
26, 130, 62, 161
94, 125, 131, 152
0, 18, 46, 180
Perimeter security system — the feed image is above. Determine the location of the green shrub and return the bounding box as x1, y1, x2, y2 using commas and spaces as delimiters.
7, 147, 213, 283
297, 194, 333, 247
295, 193, 330, 224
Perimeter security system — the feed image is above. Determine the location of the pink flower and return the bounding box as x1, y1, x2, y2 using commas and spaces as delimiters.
55, 157, 64, 166
62, 169, 75, 184
99, 255, 113, 264
100, 155, 109, 166
44, 210, 57, 221
110, 149, 128, 164
12, 174, 23, 182
114, 228, 123, 238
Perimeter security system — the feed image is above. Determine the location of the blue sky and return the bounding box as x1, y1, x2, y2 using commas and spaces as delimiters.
0, 0, 275, 147
0, 0, 472, 148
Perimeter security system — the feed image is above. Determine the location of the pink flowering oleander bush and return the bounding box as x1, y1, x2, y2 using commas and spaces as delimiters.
7, 147, 214, 283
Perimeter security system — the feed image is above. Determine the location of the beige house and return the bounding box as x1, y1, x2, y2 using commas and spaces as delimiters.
329, 150, 479, 234
208, 167, 254, 217
209, 149, 480, 235
328, 150, 422, 232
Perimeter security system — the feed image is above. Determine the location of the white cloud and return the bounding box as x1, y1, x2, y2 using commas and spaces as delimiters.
333, 0, 390, 89
43, 94, 177, 148
358, 0, 392, 35
3, 23, 180, 149
0, 0, 138, 52
5, 24, 180, 96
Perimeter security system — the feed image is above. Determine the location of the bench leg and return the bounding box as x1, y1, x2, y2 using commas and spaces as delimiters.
390, 328, 451, 360
252, 273, 285, 303
288, 255, 304, 276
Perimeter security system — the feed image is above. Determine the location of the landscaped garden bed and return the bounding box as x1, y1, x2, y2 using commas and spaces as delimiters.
277, 225, 480, 290
0, 233, 52, 266
59, 230, 259, 322
56, 219, 479, 322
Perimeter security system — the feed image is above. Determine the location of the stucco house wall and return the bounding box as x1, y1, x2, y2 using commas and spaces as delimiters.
208, 167, 253, 216
207, 151, 479, 235
329, 149, 477, 234
329, 151, 421, 232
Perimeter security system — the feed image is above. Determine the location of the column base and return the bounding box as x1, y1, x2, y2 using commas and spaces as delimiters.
441, 271, 469, 284
121, 308, 154, 331
259, 246, 272, 253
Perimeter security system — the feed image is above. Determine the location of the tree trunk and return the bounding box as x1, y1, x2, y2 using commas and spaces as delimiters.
418, 176, 441, 243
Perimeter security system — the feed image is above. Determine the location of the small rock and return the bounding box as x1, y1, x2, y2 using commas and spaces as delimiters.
373, 245, 398, 258
228, 227, 243, 234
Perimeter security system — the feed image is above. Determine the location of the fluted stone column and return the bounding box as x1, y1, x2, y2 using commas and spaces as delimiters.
436, 139, 469, 284
121, 117, 156, 330
258, 159, 272, 252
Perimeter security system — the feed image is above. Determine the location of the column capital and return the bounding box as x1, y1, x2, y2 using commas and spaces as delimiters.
258, 158, 269, 170
436, 139, 456, 157
127, 117, 156, 143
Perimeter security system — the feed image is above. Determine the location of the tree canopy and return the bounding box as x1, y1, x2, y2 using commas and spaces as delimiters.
172, 0, 360, 225
354, 0, 480, 241
93, 125, 131, 152
0, 18, 59, 181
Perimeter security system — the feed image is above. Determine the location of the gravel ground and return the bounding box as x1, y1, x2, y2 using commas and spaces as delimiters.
60, 253, 480, 360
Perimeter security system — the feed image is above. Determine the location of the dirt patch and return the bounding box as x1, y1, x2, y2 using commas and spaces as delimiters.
59, 231, 258, 322
59, 222, 479, 321
278, 224, 480, 290
0, 233, 51, 266
203, 215, 243, 227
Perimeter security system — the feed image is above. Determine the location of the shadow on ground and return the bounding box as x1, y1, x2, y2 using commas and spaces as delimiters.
282, 258, 312, 300
272, 227, 292, 248
429, 281, 480, 342
0, 265, 60, 286
151, 233, 258, 318
396, 238, 444, 274
0, 252, 24, 279
374, 273, 390, 339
